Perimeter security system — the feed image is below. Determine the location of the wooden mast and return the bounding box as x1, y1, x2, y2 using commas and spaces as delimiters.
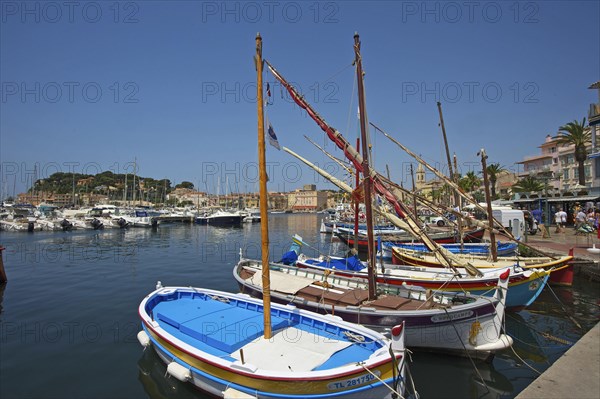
256, 33, 272, 339
354, 33, 377, 300
354, 138, 360, 252
437, 102, 464, 247
479, 148, 498, 261
437, 102, 454, 179
410, 164, 418, 219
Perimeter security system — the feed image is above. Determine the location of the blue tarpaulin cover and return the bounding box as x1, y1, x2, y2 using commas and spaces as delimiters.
304, 256, 365, 271
279, 250, 299, 265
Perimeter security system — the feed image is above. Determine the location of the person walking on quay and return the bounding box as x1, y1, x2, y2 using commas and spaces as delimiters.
575, 208, 587, 234
554, 209, 562, 233
559, 208, 568, 233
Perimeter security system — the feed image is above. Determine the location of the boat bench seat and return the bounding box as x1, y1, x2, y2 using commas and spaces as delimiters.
368, 296, 413, 310
157, 301, 290, 353
297, 286, 369, 306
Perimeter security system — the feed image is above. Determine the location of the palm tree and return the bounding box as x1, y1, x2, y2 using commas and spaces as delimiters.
484, 163, 506, 200
512, 176, 544, 193
556, 118, 591, 186
459, 171, 482, 193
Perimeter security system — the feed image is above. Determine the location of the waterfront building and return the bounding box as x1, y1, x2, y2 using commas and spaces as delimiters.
587, 81, 600, 188
288, 187, 328, 211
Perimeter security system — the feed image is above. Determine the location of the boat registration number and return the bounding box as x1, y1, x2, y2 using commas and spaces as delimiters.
327, 370, 380, 390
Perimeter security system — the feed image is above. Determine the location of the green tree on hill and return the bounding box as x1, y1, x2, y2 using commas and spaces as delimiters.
175, 181, 194, 189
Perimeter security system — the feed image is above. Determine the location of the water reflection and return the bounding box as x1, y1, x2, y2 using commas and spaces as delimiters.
410, 353, 513, 398
137, 348, 206, 399
0, 283, 5, 317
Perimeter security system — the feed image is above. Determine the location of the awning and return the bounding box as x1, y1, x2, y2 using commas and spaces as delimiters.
512, 199, 538, 203
547, 195, 600, 203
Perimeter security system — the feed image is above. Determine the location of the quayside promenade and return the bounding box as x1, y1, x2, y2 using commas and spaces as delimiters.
515, 322, 599, 399
507, 226, 600, 399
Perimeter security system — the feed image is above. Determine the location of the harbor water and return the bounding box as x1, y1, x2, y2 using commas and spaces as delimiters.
0, 213, 598, 398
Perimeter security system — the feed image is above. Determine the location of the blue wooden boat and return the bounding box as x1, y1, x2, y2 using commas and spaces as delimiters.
379, 241, 518, 261
137, 285, 409, 398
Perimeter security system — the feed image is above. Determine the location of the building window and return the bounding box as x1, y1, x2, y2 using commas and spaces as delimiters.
585, 165, 591, 180
563, 169, 569, 180
574, 168, 579, 179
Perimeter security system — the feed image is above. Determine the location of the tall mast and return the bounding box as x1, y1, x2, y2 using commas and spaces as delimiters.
256, 33, 272, 339
354, 138, 360, 252
437, 102, 464, 247
132, 157, 137, 205
479, 148, 498, 261
354, 33, 377, 300
410, 164, 418, 218
437, 102, 454, 180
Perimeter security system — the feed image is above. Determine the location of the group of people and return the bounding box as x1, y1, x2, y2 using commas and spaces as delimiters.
553, 208, 569, 233
553, 204, 600, 234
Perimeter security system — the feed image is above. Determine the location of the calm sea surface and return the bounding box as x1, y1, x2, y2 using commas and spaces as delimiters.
0, 213, 598, 399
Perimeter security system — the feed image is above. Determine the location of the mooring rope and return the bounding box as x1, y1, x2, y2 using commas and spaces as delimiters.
442, 308, 491, 394
544, 283, 583, 330
360, 362, 405, 399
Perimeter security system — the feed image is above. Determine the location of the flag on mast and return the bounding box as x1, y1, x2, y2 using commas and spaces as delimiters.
267, 122, 281, 150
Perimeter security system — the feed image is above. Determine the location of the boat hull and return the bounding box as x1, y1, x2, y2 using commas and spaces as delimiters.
195, 216, 243, 226
295, 259, 551, 310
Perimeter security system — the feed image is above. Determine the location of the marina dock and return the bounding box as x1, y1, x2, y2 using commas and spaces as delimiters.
516, 322, 600, 399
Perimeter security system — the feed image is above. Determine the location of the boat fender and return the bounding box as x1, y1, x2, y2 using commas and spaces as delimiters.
167, 362, 192, 382
137, 330, 151, 348
390, 322, 405, 352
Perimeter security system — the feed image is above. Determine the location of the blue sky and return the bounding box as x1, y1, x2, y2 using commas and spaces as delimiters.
1, 1, 599, 198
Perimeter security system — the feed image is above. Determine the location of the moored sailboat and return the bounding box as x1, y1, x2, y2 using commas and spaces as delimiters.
237, 33, 513, 360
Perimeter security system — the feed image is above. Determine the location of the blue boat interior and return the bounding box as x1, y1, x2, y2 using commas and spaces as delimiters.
383, 241, 518, 255
145, 290, 382, 370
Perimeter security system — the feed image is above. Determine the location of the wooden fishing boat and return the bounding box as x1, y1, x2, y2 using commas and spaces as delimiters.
320, 220, 396, 234
294, 254, 552, 310
379, 241, 518, 261
391, 246, 573, 271
391, 246, 574, 286
234, 258, 513, 360
137, 285, 408, 398
336, 226, 485, 251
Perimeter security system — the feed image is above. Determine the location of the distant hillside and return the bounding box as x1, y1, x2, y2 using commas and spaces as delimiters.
30, 171, 174, 198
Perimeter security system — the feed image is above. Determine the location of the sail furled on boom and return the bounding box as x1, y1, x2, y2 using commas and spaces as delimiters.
265, 60, 481, 275
265, 60, 407, 219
